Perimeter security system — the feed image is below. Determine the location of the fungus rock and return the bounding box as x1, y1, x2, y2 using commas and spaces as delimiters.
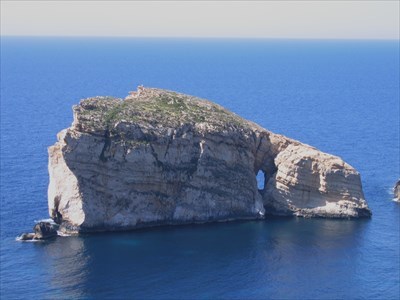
48, 87, 371, 233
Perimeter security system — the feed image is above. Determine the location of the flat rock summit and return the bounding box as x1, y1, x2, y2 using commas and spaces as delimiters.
48, 87, 371, 233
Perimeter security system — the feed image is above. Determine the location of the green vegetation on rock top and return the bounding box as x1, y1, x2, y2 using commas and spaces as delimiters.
75, 88, 252, 132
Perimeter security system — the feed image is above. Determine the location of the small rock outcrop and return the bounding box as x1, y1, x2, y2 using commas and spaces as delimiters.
48, 87, 371, 233
394, 180, 400, 201
19, 222, 58, 241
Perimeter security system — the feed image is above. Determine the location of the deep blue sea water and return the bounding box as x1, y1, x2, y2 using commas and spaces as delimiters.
1, 37, 399, 299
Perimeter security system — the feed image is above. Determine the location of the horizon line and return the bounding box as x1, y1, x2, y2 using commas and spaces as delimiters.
1, 35, 399, 41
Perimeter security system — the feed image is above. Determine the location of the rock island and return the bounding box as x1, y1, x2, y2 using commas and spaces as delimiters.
48, 87, 371, 233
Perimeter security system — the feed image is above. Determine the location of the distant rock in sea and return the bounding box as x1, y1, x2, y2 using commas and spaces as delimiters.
48, 87, 371, 233
394, 180, 400, 202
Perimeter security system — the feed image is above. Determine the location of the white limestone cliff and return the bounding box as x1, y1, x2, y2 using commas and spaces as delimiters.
48, 87, 371, 233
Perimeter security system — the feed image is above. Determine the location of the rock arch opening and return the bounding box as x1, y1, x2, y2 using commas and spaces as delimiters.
254, 157, 278, 199
256, 170, 267, 192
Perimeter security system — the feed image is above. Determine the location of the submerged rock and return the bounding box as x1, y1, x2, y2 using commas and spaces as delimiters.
19, 233, 35, 241
394, 180, 400, 201
48, 87, 371, 233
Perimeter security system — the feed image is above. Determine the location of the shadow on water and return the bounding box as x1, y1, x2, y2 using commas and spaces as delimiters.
31, 218, 371, 299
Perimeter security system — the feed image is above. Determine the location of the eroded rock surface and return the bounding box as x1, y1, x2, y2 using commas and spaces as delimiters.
48, 87, 371, 233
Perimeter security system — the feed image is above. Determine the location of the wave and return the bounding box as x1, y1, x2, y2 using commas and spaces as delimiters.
33, 218, 56, 225
57, 231, 71, 237
15, 235, 44, 242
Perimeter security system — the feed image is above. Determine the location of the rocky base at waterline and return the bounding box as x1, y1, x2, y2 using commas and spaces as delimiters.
48, 87, 371, 234
394, 180, 400, 202
18, 222, 58, 241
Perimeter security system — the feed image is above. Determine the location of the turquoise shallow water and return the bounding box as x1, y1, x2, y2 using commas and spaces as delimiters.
1, 37, 399, 299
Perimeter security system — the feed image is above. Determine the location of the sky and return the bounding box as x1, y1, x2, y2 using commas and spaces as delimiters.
1, 1, 399, 39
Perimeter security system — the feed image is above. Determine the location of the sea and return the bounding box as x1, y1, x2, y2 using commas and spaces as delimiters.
0, 37, 399, 299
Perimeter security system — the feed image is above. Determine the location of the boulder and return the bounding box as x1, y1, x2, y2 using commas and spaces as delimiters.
33, 222, 58, 239
18, 222, 58, 241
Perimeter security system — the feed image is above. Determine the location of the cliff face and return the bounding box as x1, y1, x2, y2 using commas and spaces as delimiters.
48, 87, 371, 233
